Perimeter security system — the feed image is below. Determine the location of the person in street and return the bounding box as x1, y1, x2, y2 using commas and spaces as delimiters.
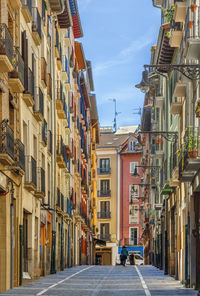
129, 253, 135, 265
120, 245, 128, 266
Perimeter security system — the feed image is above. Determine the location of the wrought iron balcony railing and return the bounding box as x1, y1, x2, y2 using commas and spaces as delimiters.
41, 57, 47, 87
33, 87, 44, 118
97, 168, 111, 175
57, 187, 60, 207
97, 190, 111, 197
42, 119, 47, 145
24, 67, 34, 97
47, 73, 52, 98
0, 121, 15, 160
47, 130, 52, 154
97, 212, 111, 219
36, 167, 45, 195
98, 234, 111, 241
0, 24, 13, 65
15, 139, 25, 172
32, 7, 41, 39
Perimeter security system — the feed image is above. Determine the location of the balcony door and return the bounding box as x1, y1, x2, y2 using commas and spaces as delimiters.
100, 158, 110, 172
100, 201, 110, 213
100, 180, 110, 193
129, 227, 138, 246
100, 223, 109, 239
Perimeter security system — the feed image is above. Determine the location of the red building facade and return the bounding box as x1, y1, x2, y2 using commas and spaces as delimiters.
120, 135, 143, 247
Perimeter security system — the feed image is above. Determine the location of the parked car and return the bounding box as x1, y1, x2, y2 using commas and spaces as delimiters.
128, 251, 144, 265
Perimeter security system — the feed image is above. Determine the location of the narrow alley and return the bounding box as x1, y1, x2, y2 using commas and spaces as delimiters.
0, 266, 197, 296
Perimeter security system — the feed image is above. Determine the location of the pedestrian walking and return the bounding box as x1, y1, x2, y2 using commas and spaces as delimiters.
120, 246, 128, 266
129, 253, 135, 265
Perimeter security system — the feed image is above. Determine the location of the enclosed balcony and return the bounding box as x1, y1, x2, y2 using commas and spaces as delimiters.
0, 24, 14, 73
42, 119, 47, 146
48, 0, 63, 13
21, 0, 32, 23
97, 190, 111, 197
97, 212, 111, 219
184, 6, 200, 59
56, 84, 65, 119
169, 30, 183, 48
35, 167, 45, 198
178, 127, 200, 182
14, 139, 25, 175
24, 155, 37, 191
155, 95, 164, 108
8, 49, 24, 93
170, 99, 183, 115
0, 121, 14, 166
173, 1, 186, 23
41, 57, 47, 88
33, 88, 44, 122
32, 7, 41, 46
23, 67, 34, 107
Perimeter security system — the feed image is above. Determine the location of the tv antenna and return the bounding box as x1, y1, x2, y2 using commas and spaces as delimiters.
109, 98, 121, 132
133, 107, 142, 120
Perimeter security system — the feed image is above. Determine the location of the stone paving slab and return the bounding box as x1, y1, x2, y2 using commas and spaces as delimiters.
0, 265, 198, 296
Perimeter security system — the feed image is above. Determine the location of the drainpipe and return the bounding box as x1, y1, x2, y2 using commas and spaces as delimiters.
7, 179, 14, 289
50, 0, 65, 274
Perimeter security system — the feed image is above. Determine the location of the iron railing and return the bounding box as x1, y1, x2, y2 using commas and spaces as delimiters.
47, 73, 52, 98
0, 121, 14, 160
15, 139, 25, 171
57, 135, 65, 159
98, 234, 111, 241
25, 155, 37, 186
24, 67, 34, 97
42, 119, 47, 145
0, 24, 13, 65
97, 190, 111, 197
32, 7, 41, 39
33, 87, 44, 116
16, 49, 24, 86
97, 212, 111, 219
61, 193, 64, 211
57, 187, 60, 207
97, 168, 111, 175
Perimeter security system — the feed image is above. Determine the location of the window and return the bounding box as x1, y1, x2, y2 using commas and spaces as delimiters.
130, 227, 138, 245
100, 201, 110, 213
99, 158, 110, 173
129, 141, 136, 151
100, 180, 110, 193
129, 184, 139, 199
129, 205, 139, 224
100, 223, 110, 240
130, 162, 138, 174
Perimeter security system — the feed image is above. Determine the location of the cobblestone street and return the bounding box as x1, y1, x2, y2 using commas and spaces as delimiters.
0, 265, 198, 296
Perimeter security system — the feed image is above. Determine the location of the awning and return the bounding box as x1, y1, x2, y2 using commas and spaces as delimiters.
57, 0, 72, 29
69, 0, 83, 38
75, 42, 86, 70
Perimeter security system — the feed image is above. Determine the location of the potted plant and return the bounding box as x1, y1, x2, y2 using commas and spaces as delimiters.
189, 21, 193, 29
190, 4, 197, 12
185, 127, 199, 158
162, 5, 175, 23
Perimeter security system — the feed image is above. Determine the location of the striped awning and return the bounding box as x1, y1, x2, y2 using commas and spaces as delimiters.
57, 0, 72, 29
75, 42, 86, 70
69, 0, 83, 38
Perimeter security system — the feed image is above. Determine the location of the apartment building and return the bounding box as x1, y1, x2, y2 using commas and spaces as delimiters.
137, 0, 200, 291
0, 0, 99, 292
119, 134, 144, 255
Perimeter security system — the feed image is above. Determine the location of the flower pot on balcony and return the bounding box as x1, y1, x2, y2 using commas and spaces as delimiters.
190, 4, 197, 12
162, 23, 170, 29
189, 21, 193, 29
188, 150, 198, 158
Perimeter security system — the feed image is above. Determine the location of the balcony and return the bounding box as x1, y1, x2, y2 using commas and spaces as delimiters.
42, 119, 47, 146
56, 86, 65, 119
47, 130, 52, 154
47, 73, 52, 100
97, 190, 111, 197
34, 167, 45, 198
21, 0, 32, 23
14, 139, 25, 175
173, 81, 186, 98
170, 145, 180, 187
170, 99, 183, 115
8, 50, 24, 93
32, 7, 41, 46
0, 24, 14, 73
48, 0, 63, 13
155, 95, 164, 108
33, 88, 44, 122
173, 1, 186, 23
56, 136, 66, 168
24, 155, 37, 191
178, 127, 200, 182
41, 57, 47, 88
0, 121, 14, 165
98, 234, 111, 241
10, 0, 22, 9
97, 168, 111, 175
184, 6, 200, 59
61, 193, 64, 211
169, 30, 183, 48
61, 56, 68, 81
23, 67, 34, 107
97, 212, 111, 219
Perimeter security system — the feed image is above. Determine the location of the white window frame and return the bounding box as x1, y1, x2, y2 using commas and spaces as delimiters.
130, 162, 138, 173
129, 184, 139, 198
129, 205, 139, 224
129, 227, 138, 245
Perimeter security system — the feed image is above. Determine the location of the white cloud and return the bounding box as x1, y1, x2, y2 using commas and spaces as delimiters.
94, 27, 155, 76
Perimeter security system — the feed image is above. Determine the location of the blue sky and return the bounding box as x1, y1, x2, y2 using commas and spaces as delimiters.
77, 0, 161, 128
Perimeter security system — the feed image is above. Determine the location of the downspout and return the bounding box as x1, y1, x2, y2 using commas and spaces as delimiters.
50, 0, 65, 274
